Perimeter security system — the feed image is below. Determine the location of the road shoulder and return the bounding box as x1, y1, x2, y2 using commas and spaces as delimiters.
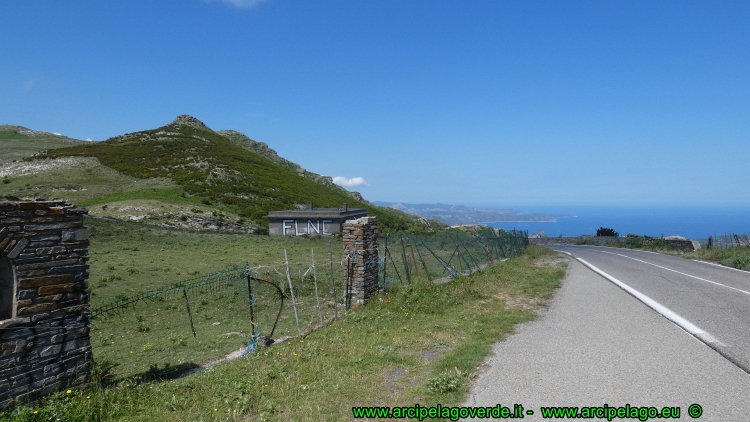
463, 255, 750, 419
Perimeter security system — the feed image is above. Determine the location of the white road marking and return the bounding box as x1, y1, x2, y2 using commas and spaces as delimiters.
576, 258, 724, 346
692, 259, 750, 275
598, 250, 750, 296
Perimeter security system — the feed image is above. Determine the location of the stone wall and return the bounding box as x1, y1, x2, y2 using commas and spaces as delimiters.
529, 236, 608, 246
342, 216, 378, 306
529, 236, 701, 251
0, 201, 91, 410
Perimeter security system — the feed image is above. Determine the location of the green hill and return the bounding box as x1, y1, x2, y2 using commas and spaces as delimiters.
0, 124, 86, 165
35, 115, 429, 232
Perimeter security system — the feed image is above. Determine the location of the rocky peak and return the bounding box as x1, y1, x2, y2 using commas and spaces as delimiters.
170, 115, 208, 129
217, 129, 300, 171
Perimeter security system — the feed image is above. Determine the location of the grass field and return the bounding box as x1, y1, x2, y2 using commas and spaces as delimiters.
2, 240, 566, 421
85, 217, 345, 303
83, 216, 349, 381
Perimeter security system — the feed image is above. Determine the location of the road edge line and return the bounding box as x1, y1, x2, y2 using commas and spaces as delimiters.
692, 259, 750, 275
575, 257, 724, 346
598, 251, 750, 296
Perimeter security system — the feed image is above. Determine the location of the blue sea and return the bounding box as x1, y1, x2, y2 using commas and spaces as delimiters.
481, 204, 750, 241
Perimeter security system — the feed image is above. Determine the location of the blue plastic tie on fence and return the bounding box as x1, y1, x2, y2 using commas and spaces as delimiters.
242, 333, 261, 356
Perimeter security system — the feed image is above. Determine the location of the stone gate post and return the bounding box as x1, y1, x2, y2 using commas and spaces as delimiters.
0, 201, 91, 409
342, 216, 378, 306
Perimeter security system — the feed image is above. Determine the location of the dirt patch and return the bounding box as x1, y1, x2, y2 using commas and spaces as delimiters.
493, 291, 545, 310
534, 256, 568, 267
382, 367, 407, 395
420, 348, 448, 362
88, 200, 257, 233
379, 367, 421, 397
0, 156, 99, 178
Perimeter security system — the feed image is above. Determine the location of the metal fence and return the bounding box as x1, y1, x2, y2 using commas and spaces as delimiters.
89, 247, 347, 382
704, 233, 750, 249
379, 227, 528, 288
88, 227, 528, 382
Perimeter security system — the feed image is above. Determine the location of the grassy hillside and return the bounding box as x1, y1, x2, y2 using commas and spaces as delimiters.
0, 124, 86, 165
34, 115, 429, 232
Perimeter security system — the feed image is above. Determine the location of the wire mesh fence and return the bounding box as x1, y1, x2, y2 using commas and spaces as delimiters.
379, 228, 528, 288
89, 247, 347, 381
87, 227, 528, 381
704, 233, 750, 249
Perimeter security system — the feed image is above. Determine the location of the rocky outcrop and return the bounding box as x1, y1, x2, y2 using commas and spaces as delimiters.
346, 191, 372, 206
169, 115, 209, 130
217, 130, 370, 203
217, 130, 302, 173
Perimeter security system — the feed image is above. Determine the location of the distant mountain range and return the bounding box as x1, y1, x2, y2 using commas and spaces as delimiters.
372, 201, 565, 226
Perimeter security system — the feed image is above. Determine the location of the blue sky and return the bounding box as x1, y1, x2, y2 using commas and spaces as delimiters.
2, 1, 748, 206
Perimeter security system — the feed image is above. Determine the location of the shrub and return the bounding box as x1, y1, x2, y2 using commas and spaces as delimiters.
168, 332, 187, 347
426, 369, 465, 394
596, 227, 619, 237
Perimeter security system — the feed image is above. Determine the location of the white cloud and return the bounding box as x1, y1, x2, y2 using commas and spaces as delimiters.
210, 0, 267, 8
332, 176, 370, 188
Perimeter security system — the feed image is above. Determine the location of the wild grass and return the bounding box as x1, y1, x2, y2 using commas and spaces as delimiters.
683, 246, 750, 270
2, 245, 566, 421
77, 187, 200, 207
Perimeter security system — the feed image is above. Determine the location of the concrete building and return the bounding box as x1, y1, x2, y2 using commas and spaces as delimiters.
266, 203, 367, 236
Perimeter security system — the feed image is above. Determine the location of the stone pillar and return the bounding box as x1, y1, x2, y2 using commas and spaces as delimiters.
342, 216, 378, 306
0, 201, 91, 409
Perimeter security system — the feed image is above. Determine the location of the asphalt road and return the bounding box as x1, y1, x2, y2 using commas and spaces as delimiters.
464, 247, 750, 420
555, 245, 750, 374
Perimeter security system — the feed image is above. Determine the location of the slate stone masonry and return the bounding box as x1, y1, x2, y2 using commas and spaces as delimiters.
0, 201, 91, 410
342, 216, 379, 306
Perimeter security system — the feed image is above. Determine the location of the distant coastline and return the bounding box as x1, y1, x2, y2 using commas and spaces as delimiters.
485, 205, 750, 240
373, 201, 570, 226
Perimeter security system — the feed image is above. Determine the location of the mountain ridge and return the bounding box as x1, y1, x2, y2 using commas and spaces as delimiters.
28, 115, 425, 231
